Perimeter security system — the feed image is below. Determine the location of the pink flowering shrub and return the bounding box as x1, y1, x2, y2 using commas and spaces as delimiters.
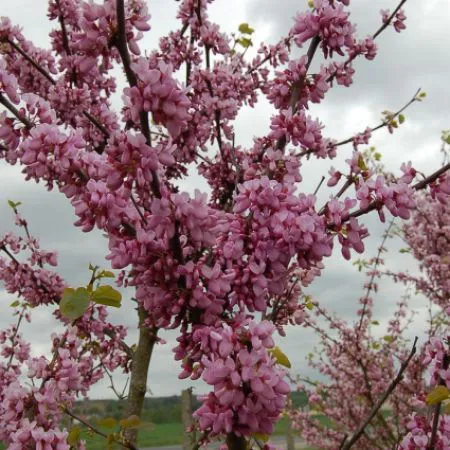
0, 0, 449, 449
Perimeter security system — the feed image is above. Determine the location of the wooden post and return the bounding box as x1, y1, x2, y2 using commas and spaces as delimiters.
286, 416, 295, 450
182, 388, 195, 450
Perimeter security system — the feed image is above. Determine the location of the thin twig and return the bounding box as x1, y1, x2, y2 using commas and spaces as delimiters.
63, 407, 140, 450
338, 434, 349, 450
326, 0, 409, 85
0, 92, 33, 128
341, 162, 450, 223
342, 337, 418, 450
318, 177, 353, 216
6, 38, 54, 84
6, 39, 109, 138
298, 88, 421, 158
373, 0, 408, 39
313, 176, 325, 196
274, 36, 321, 153
357, 219, 396, 330
6, 306, 27, 366
130, 193, 148, 225
427, 353, 450, 449
428, 403, 442, 450
55, 0, 77, 85
102, 362, 128, 400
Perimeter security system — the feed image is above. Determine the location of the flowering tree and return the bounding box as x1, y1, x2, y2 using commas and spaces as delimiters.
396, 191, 450, 449
289, 224, 426, 449
0, 0, 449, 449
291, 191, 450, 449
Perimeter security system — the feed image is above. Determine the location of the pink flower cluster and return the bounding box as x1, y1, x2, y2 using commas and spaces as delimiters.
400, 339, 450, 450
176, 319, 289, 436
124, 59, 190, 138
403, 192, 450, 309
291, 0, 355, 58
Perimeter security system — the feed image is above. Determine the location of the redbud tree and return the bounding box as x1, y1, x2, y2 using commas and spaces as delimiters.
0, 0, 449, 449
290, 187, 450, 450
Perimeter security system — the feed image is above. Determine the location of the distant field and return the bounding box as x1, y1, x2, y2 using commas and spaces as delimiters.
82, 417, 292, 449
79, 421, 183, 449
0, 417, 319, 449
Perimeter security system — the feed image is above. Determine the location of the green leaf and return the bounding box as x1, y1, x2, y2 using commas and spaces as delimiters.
237, 37, 252, 48
374, 152, 382, 161
253, 433, 270, 443
7, 200, 22, 209
97, 417, 118, 429
120, 415, 141, 429
444, 402, 450, 414
372, 342, 380, 349
67, 426, 81, 446
60, 287, 90, 320
88, 263, 97, 272
399, 248, 411, 254
91, 285, 122, 308
238, 23, 255, 35
398, 114, 405, 124
357, 155, 367, 171
10, 300, 20, 308
426, 386, 450, 405
371, 320, 380, 325
97, 270, 115, 279
304, 295, 314, 310
383, 335, 394, 343
445, 135, 450, 145
269, 346, 292, 368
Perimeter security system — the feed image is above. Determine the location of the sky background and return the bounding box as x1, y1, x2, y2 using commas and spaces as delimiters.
0, 0, 449, 398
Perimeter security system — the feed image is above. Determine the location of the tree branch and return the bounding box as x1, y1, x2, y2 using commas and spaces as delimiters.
341, 337, 418, 449
357, 219, 396, 331
373, 0, 408, 40
5, 38, 109, 138
0, 92, 33, 128
63, 407, 140, 450
298, 88, 421, 158
114, 0, 161, 199
342, 162, 450, 222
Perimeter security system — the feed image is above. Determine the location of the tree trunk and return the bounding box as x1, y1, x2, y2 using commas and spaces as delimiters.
123, 306, 158, 444
182, 388, 196, 450
286, 417, 295, 450
226, 433, 247, 450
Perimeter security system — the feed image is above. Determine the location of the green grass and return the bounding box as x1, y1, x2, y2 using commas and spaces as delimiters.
79, 422, 183, 449
0, 419, 318, 449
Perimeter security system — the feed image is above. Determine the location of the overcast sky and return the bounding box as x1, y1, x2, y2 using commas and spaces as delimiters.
0, 0, 448, 399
